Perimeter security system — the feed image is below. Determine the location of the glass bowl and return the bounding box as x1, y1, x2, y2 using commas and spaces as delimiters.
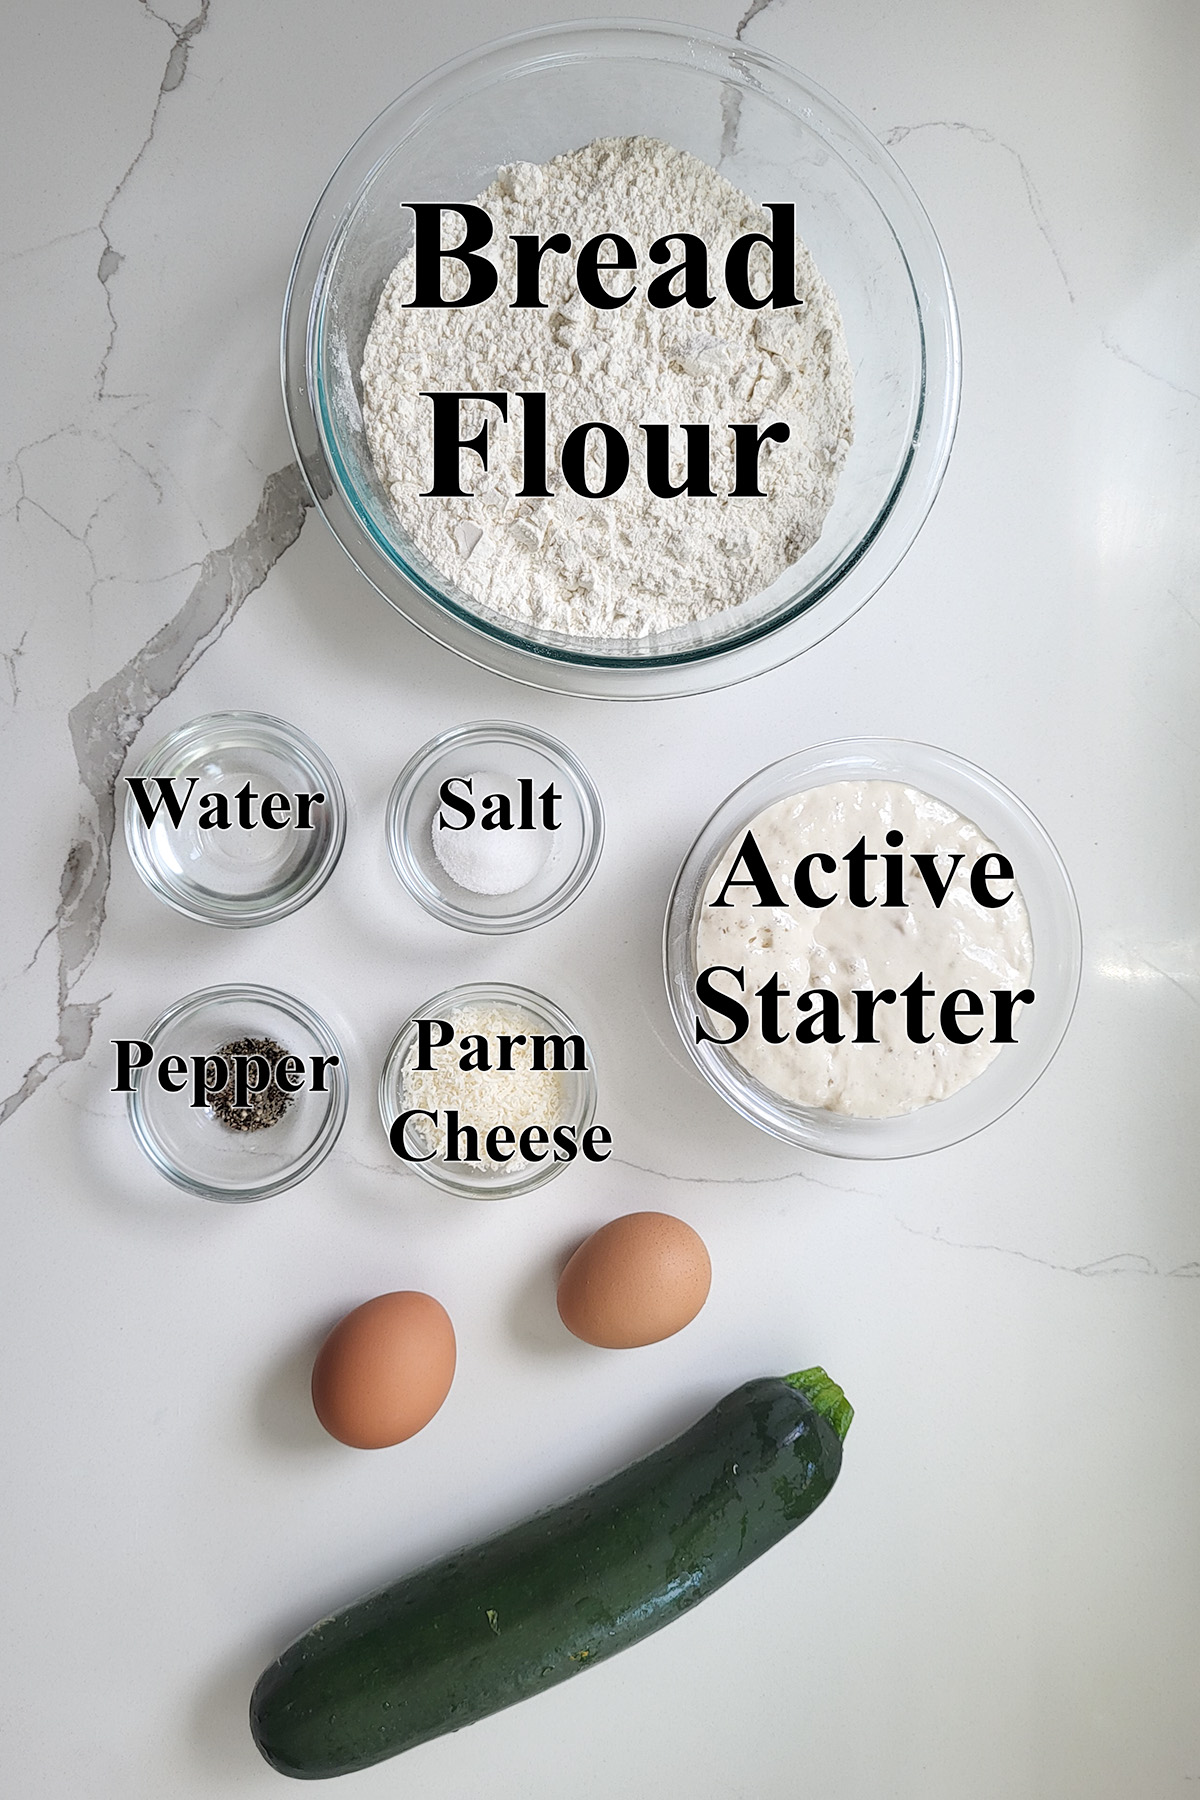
663, 739, 1082, 1158
127, 985, 349, 1200
385, 721, 604, 933
124, 713, 347, 927
282, 19, 960, 699
378, 982, 598, 1198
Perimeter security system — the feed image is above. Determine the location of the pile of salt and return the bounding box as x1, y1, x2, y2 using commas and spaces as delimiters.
431, 771, 551, 896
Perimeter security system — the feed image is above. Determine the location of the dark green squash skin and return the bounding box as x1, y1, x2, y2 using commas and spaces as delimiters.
250, 1373, 849, 1780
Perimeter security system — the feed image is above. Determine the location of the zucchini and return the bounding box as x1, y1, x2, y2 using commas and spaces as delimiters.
250, 1367, 852, 1779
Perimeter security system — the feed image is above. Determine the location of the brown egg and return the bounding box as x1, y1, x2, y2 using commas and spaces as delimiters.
311, 1291, 456, 1448
556, 1212, 712, 1348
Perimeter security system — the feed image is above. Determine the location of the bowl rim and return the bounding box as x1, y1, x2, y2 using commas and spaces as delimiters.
384, 719, 605, 934
127, 983, 350, 1200
281, 16, 961, 699
377, 979, 599, 1197
662, 736, 1083, 1158
123, 711, 347, 927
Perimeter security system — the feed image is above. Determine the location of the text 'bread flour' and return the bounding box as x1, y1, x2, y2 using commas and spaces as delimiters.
361, 137, 854, 639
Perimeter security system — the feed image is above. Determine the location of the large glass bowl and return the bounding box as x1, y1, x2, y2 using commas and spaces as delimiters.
282, 19, 960, 699
663, 740, 1082, 1157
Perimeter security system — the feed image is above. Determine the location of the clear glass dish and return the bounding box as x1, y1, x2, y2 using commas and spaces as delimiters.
282, 19, 960, 699
663, 739, 1082, 1158
378, 982, 598, 1198
385, 721, 604, 933
124, 713, 347, 927
127, 985, 348, 1200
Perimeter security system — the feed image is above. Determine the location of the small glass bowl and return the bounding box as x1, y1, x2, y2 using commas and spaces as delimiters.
385, 722, 604, 934
124, 713, 347, 927
378, 982, 598, 1198
127, 985, 349, 1200
663, 739, 1082, 1159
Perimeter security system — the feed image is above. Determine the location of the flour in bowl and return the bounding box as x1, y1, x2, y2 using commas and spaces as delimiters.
360, 137, 853, 638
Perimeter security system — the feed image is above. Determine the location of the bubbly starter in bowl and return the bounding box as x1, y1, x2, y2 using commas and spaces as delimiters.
361, 137, 853, 638
694, 781, 1034, 1117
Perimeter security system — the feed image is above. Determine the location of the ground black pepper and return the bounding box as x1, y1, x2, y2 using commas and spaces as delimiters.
209, 1037, 294, 1132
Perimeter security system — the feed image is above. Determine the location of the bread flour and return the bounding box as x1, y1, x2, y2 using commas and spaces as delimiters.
361, 137, 853, 638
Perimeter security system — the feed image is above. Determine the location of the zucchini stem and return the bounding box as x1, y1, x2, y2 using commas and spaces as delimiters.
783, 1367, 853, 1442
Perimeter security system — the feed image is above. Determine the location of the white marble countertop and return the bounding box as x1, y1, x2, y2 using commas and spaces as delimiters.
3, 3, 1198, 1796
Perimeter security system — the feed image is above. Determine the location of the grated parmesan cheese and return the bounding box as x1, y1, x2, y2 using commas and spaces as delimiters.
401, 1000, 568, 1170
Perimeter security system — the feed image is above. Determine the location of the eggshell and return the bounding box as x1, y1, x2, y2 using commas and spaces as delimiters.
311, 1291, 456, 1448
556, 1212, 712, 1348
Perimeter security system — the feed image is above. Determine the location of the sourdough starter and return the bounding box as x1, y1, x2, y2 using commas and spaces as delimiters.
694, 781, 1034, 1117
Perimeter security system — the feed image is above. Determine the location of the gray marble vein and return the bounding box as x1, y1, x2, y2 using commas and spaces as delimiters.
884, 120, 1076, 304
887, 121, 1200, 397
719, 0, 784, 164
97, 1, 212, 397
2, 629, 28, 705
613, 1151, 881, 1199
733, 0, 776, 36
0, 462, 311, 1128
897, 1217, 1200, 1279
1137, 954, 1200, 1012
1099, 331, 1200, 406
